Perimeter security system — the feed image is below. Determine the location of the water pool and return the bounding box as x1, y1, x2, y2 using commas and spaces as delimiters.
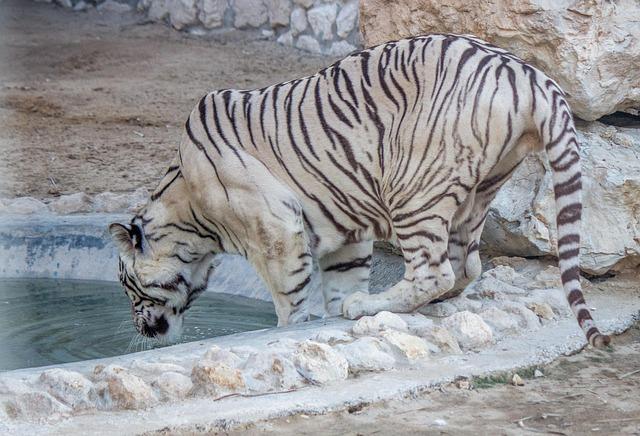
0, 279, 277, 371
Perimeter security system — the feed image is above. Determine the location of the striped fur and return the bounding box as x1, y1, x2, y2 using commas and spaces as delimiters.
109, 34, 608, 347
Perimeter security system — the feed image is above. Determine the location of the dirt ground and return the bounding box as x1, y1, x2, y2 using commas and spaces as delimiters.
0, 0, 333, 198
230, 324, 640, 435
1, 2, 639, 435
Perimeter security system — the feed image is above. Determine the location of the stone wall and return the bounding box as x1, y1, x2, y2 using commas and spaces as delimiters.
40, 0, 362, 56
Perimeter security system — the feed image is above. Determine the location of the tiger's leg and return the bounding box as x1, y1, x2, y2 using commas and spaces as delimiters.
441, 136, 537, 299
343, 212, 456, 319
318, 241, 373, 317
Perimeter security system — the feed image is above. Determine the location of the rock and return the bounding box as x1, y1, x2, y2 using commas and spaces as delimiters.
479, 307, 520, 336
307, 3, 337, 41
262, 29, 275, 37
266, 0, 291, 27
190, 361, 245, 396
527, 288, 571, 317
534, 369, 544, 378
483, 125, 640, 275
328, 41, 357, 57
4, 197, 49, 215
168, 0, 198, 30
38, 369, 96, 411
380, 330, 432, 361
433, 418, 447, 427
526, 302, 555, 320
417, 301, 458, 318
73, 1, 88, 11
97, 0, 132, 13
351, 311, 409, 335
336, 337, 395, 373
277, 30, 294, 46
292, 0, 312, 8
241, 351, 301, 392
490, 256, 529, 270
511, 373, 524, 386
130, 360, 188, 376
421, 326, 462, 354
449, 296, 483, 313
336, 1, 358, 38
152, 372, 193, 400
102, 371, 157, 410
233, 0, 267, 28
442, 311, 493, 350
57, 0, 73, 8
454, 377, 470, 389
482, 265, 519, 284
296, 35, 322, 53
147, 0, 170, 21
3, 390, 71, 421
359, 0, 640, 120
293, 341, 348, 384
471, 276, 526, 299
290, 7, 307, 36
49, 193, 93, 214
498, 302, 541, 331
312, 329, 353, 345
199, 0, 227, 28
402, 313, 435, 337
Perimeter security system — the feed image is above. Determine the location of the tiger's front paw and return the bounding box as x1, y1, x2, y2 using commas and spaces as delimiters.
342, 291, 375, 320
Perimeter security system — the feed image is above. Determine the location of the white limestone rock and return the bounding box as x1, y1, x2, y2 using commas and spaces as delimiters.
169, 0, 198, 29
328, 40, 357, 57
97, 0, 132, 13
359, 0, 640, 120
241, 351, 302, 392
442, 311, 493, 350
49, 193, 93, 214
38, 369, 96, 411
336, 1, 358, 38
100, 370, 158, 410
336, 337, 395, 373
4, 197, 49, 215
266, 0, 291, 27
293, 340, 348, 384
277, 30, 294, 46
418, 301, 458, 318
307, 3, 337, 40
148, 0, 170, 21
479, 307, 520, 337
471, 276, 527, 299
498, 302, 542, 331
312, 329, 353, 345
152, 372, 193, 400
401, 313, 435, 337
130, 360, 188, 376
526, 301, 555, 320
352, 311, 409, 335
73, 1, 89, 11
421, 326, 462, 354
199, 0, 227, 28
292, 0, 312, 8
380, 330, 432, 361
233, 0, 267, 28
190, 361, 245, 396
290, 7, 307, 36
296, 34, 322, 53
482, 123, 640, 275
449, 296, 483, 313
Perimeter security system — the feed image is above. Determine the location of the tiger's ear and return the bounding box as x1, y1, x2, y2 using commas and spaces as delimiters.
109, 223, 135, 258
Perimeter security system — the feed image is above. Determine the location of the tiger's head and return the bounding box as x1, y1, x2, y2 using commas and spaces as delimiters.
108, 169, 223, 341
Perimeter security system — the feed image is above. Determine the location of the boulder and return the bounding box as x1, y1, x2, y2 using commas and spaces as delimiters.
290, 7, 307, 36
190, 361, 245, 396
307, 3, 337, 41
168, 0, 198, 30
49, 193, 93, 214
336, 1, 358, 38
441, 311, 493, 350
420, 326, 461, 354
296, 35, 321, 53
266, 0, 292, 27
152, 372, 193, 400
351, 311, 408, 335
38, 369, 96, 411
336, 337, 395, 372
199, 0, 228, 28
3, 197, 49, 215
328, 41, 358, 57
359, 0, 640, 120
101, 371, 158, 410
241, 351, 302, 392
379, 330, 432, 361
483, 123, 640, 275
97, 0, 132, 13
233, 0, 267, 28
312, 329, 353, 345
293, 341, 349, 384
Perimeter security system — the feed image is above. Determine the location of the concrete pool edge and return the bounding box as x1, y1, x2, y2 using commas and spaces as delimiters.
1, 292, 638, 435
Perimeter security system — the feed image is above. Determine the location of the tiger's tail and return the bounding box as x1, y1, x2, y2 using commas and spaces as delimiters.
535, 82, 610, 348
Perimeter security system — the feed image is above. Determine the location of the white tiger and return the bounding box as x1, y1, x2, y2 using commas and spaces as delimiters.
109, 34, 609, 346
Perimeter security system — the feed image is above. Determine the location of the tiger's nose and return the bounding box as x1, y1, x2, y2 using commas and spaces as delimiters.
136, 314, 169, 337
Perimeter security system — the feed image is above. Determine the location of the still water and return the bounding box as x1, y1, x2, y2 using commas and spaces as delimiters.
0, 279, 277, 371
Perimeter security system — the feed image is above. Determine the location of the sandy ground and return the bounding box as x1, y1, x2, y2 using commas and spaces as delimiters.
0, 0, 333, 198
230, 324, 640, 435
1, 2, 639, 435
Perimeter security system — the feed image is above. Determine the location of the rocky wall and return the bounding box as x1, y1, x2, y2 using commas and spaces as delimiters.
37, 0, 362, 56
